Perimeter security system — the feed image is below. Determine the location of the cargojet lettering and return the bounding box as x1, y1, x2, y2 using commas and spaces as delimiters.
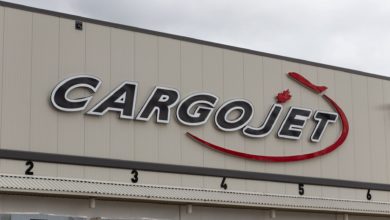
51, 75, 338, 142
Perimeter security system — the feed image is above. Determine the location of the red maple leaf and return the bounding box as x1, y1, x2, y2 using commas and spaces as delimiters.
276, 89, 292, 103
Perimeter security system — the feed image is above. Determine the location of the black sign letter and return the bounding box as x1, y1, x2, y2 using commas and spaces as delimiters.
215, 99, 254, 131
87, 82, 138, 119
177, 93, 219, 126
136, 87, 180, 123
311, 111, 338, 142
243, 104, 283, 138
51, 75, 101, 112
278, 107, 312, 140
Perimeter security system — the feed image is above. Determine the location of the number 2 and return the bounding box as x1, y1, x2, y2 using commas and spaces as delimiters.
25, 160, 34, 175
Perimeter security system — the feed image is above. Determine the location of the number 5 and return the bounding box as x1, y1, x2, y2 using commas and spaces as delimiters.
298, 183, 304, 195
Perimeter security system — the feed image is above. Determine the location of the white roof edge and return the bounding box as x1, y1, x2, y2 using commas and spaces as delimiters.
0, 174, 389, 215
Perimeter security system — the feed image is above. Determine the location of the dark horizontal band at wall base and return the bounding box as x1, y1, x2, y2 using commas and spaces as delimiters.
0, 149, 389, 191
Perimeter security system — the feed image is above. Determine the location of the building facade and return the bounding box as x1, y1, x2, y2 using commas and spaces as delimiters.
0, 1, 389, 219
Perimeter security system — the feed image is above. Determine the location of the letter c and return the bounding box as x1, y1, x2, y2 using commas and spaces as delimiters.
50, 75, 102, 112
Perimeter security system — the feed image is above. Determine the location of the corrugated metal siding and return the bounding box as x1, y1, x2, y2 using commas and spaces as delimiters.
0, 4, 389, 205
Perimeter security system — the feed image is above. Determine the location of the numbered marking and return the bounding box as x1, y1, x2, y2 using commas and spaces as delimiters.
131, 169, 139, 183
25, 160, 34, 175
366, 189, 372, 200
220, 177, 227, 190
298, 183, 304, 195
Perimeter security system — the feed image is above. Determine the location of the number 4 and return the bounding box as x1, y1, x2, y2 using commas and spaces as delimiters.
220, 177, 227, 190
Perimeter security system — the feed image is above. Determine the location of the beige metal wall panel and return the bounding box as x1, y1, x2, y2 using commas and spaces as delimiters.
300, 65, 321, 179
1, 8, 32, 150
334, 70, 356, 200
58, 18, 86, 156
367, 77, 388, 201
299, 65, 322, 197
202, 45, 225, 190
281, 60, 303, 195
133, 32, 159, 184
57, 17, 86, 179
0, 6, 3, 172
352, 75, 370, 183
0, 8, 32, 176
156, 36, 181, 186
2, 3, 390, 207
367, 77, 387, 183
383, 80, 390, 201
108, 28, 135, 183
317, 67, 338, 198
84, 23, 111, 181
262, 57, 285, 194
180, 41, 203, 188
57, 17, 85, 179
30, 13, 59, 177
243, 54, 265, 192
222, 50, 246, 191
30, 13, 59, 155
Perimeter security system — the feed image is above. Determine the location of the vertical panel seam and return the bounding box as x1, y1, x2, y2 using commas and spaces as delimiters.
242, 54, 246, 173
314, 67, 323, 195
179, 40, 182, 186
222, 49, 226, 169
201, 45, 205, 188
260, 56, 265, 164
297, 64, 303, 171
56, 17, 60, 176
332, 70, 340, 198
366, 78, 372, 183
154, 36, 158, 168
280, 60, 286, 184
108, 27, 112, 180
29, 12, 33, 151
0, 7, 5, 150
83, 21, 87, 178
243, 54, 247, 186
129, 32, 134, 160
380, 80, 389, 185
349, 74, 357, 199
156, 36, 160, 184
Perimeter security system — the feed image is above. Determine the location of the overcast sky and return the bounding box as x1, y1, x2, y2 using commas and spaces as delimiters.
3, 0, 390, 76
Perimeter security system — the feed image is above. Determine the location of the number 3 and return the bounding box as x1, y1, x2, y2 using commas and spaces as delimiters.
131, 169, 139, 183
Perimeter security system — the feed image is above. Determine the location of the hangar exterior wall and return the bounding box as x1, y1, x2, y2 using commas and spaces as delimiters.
0, 2, 389, 217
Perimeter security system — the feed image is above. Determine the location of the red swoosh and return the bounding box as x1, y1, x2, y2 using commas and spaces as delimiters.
289, 72, 328, 93
187, 72, 349, 162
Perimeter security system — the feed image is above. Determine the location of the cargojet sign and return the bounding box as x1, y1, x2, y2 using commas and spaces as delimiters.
50, 72, 349, 162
